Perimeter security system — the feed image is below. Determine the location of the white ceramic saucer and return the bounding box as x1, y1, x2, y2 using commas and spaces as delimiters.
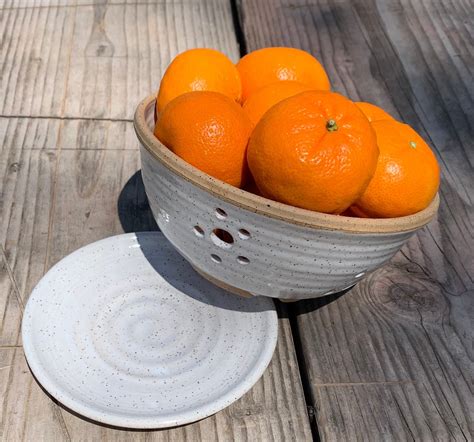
22, 232, 277, 429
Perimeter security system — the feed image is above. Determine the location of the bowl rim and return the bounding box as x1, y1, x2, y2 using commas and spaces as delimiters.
134, 94, 439, 234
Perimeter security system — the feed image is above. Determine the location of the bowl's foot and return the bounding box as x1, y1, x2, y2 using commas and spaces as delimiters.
191, 265, 254, 298
191, 266, 307, 302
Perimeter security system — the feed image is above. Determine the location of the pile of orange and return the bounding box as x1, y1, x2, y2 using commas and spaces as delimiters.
154, 47, 440, 218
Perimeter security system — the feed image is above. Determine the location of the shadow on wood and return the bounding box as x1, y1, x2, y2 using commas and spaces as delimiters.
136, 232, 274, 313
117, 170, 159, 233
25, 357, 195, 433
289, 289, 350, 317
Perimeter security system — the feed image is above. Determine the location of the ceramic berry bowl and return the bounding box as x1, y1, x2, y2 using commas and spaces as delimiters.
134, 95, 439, 301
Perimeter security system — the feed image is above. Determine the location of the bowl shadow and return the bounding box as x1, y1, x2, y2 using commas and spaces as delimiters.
117, 170, 159, 233
135, 231, 275, 314
117, 171, 274, 313
275, 289, 349, 319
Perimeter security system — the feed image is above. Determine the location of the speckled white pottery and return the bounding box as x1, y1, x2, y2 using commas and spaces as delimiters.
135, 96, 439, 301
22, 232, 277, 429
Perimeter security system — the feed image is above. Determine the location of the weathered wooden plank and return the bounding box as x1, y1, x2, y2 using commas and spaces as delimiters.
0, 117, 146, 347
313, 380, 470, 441
62, 0, 240, 120
0, 0, 225, 9
0, 4, 76, 117
0, 117, 60, 346
295, 267, 473, 440
59, 118, 139, 150
0, 251, 23, 347
0, 0, 73, 8
0, 0, 239, 120
45, 149, 144, 265
0, 347, 74, 441
237, 0, 474, 440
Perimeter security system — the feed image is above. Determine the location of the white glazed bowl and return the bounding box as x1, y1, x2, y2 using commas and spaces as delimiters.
134, 95, 439, 301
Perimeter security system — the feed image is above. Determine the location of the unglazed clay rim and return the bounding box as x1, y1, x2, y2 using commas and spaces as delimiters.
134, 94, 439, 234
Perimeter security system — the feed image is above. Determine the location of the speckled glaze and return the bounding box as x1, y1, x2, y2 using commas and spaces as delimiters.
22, 232, 277, 429
135, 95, 439, 301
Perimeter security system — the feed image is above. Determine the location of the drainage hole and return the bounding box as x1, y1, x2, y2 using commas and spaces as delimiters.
237, 256, 250, 265
215, 208, 227, 220
193, 226, 204, 237
211, 254, 222, 263
238, 228, 251, 240
211, 228, 234, 249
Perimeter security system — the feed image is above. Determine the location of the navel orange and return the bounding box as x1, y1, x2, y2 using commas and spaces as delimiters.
155, 91, 252, 188
351, 120, 440, 218
237, 47, 330, 102
156, 49, 242, 113
242, 81, 312, 129
356, 102, 395, 122
247, 91, 379, 214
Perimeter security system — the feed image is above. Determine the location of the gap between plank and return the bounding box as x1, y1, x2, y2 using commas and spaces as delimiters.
0, 114, 133, 123
287, 302, 322, 441
314, 380, 414, 388
230, 0, 247, 57
1, 244, 25, 312
0, 1, 189, 12
228, 1, 322, 439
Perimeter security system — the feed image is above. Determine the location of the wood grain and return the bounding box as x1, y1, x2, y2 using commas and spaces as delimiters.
0, 4, 76, 116
0, 0, 312, 440
1, 0, 239, 120
0, 117, 60, 346
63, 0, 240, 120
237, 0, 474, 440
0, 247, 23, 347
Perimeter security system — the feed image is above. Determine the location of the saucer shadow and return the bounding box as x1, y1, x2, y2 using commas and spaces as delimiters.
27, 359, 200, 432
118, 170, 159, 233
135, 231, 275, 314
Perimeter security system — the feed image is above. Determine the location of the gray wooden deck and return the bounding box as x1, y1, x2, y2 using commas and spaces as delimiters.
1, 0, 472, 440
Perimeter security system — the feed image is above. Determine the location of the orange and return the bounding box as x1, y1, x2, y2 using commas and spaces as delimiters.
156, 49, 241, 113
242, 81, 312, 128
247, 91, 379, 214
236, 47, 330, 102
356, 102, 395, 122
154, 91, 252, 188
351, 121, 440, 218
